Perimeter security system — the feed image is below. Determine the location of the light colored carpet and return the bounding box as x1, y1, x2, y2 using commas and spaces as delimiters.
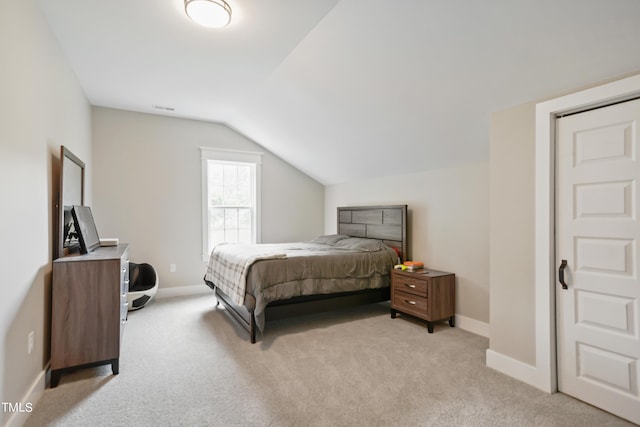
25, 293, 632, 426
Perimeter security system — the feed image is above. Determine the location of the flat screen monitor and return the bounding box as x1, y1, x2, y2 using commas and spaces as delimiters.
71, 205, 100, 254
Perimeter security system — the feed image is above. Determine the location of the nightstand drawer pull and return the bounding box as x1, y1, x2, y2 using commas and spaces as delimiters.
405, 299, 417, 305
394, 275, 428, 296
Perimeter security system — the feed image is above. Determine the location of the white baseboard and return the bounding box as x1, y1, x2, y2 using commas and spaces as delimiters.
455, 314, 490, 338
155, 284, 210, 300
5, 364, 48, 427
486, 349, 548, 392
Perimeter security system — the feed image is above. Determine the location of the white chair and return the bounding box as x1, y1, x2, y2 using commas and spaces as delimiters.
127, 262, 158, 310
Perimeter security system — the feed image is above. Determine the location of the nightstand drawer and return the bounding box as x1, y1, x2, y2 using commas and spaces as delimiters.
394, 275, 427, 297
393, 289, 428, 317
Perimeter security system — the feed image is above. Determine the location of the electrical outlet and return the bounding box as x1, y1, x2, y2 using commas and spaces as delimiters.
169, 264, 176, 273
28, 331, 34, 355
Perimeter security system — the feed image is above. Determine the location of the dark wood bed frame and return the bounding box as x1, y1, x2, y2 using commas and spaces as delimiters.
204, 205, 408, 343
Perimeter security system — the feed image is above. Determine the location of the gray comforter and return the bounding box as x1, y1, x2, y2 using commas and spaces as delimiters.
205, 235, 398, 332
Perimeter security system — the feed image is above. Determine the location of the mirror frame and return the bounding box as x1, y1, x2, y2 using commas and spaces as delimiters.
57, 146, 85, 259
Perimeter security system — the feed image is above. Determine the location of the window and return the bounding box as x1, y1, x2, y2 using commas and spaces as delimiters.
201, 148, 262, 260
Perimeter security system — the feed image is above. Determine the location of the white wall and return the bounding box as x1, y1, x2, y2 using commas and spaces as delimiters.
324, 162, 490, 330
92, 107, 324, 289
0, 1, 92, 425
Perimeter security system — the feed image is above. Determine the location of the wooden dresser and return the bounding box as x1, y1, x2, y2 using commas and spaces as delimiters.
50, 244, 129, 387
390, 268, 455, 333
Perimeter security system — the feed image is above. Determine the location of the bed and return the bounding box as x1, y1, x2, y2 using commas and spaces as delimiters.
203, 205, 408, 343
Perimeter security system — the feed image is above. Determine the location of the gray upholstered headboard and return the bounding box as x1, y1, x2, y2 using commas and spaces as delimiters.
337, 205, 408, 261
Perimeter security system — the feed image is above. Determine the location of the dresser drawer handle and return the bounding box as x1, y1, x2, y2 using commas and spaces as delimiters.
404, 283, 416, 289
405, 299, 417, 305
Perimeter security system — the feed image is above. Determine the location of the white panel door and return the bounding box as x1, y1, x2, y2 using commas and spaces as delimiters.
556, 97, 640, 424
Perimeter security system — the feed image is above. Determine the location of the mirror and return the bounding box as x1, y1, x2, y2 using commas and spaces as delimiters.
57, 146, 85, 259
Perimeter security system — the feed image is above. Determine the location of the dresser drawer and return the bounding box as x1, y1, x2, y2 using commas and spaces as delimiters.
121, 249, 129, 285
119, 250, 129, 336
120, 291, 128, 318
393, 275, 427, 297
393, 289, 428, 317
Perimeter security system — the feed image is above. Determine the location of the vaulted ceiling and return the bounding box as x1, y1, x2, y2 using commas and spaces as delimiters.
37, 0, 640, 185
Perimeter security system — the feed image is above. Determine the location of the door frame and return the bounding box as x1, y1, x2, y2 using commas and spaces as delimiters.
534, 73, 640, 393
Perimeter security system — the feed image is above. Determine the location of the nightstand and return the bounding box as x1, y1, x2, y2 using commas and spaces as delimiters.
390, 268, 455, 333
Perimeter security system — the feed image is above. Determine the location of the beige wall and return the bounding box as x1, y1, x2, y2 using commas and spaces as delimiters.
0, 1, 92, 424
489, 103, 536, 365
92, 107, 324, 288
487, 72, 640, 372
324, 162, 490, 327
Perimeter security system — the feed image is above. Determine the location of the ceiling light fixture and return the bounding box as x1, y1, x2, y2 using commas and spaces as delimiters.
184, 0, 232, 28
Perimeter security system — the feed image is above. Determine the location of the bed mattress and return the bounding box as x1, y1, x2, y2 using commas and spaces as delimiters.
205, 236, 398, 331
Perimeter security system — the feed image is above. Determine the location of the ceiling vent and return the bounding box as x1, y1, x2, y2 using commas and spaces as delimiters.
152, 105, 175, 112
